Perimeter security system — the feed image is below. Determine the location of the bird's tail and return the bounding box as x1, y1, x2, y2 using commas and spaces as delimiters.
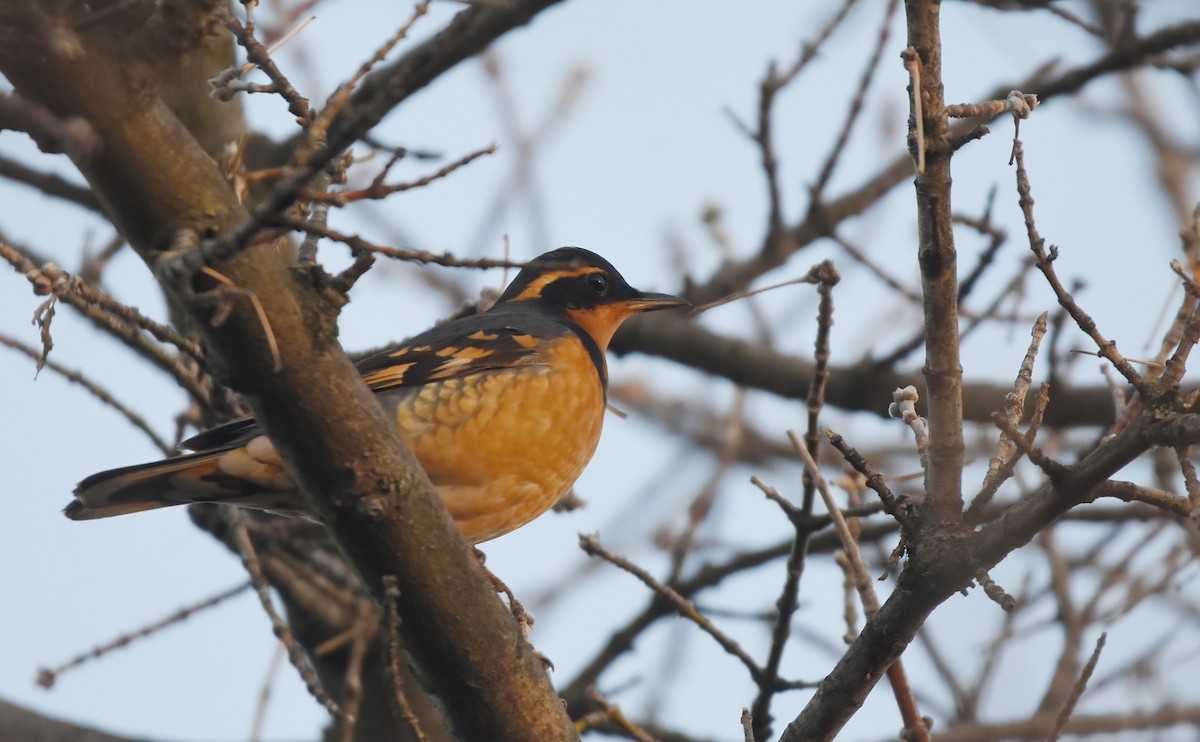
67, 451, 244, 520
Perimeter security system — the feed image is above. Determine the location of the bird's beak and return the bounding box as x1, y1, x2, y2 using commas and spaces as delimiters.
572, 289, 689, 350
625, 290, 690, 313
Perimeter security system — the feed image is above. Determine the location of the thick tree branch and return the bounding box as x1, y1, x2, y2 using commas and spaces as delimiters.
905, 0, 966, 526
614, 313, 1130, 428
0, 698, 168, 742
935, 704, 1200, 741
780, 409, 1168, 740
0, 4, 574, 740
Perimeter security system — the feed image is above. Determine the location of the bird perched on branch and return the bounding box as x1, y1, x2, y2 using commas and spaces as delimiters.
66, 247, 687, 543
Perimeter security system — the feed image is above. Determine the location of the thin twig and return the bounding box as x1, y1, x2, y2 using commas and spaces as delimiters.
1012, 138, 1146, 392
946, 89, 1039, 120
196, 266, 282, 373
2, 240, 212, 406
970, 313, 1049, 520
667, 390, 745, 582
1177, 446, 1200, 521
249, 642, 286, 742
790, 432, 878, 614
310, 144, 497, 206
575, 687, 659, 742
789, 432, 928, 741
810, 0, 900, 198
826, 429, 903, 523
230, 511, 340, 717
78, 233, 127, 285
273, 216, 522, 269
720, 2, 856, 280
0, 333, 173, 454
382, 575, 427, 741
338, 608, 374, 742
579, 534, 766, 685
8, 251, 204, 362
1044, 632, 1106, 742
834, 550, 859, 643
1089, 480, 1193, 518
691, 272, 836, 316
304, 2, 433, 161
217, 15, 313, 124
0, 91, 98, 158
37, 582, 251, 689
561, 520, 900, 705
750, 260, 839, 739
0, 154, 101, 212
975, 569, 1016, 612
901, 48, 925, 174
990, 411, 1065, 477
829, 231, 924, 305
1155, 261, 1200, 390
889, 386, 930, 477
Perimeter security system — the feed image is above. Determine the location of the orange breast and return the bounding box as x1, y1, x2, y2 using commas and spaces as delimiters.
390, 336, 605, 543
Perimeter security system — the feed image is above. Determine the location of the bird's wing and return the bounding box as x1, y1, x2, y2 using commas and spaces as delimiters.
355, 319, 551, 393
180, 311, 558, 453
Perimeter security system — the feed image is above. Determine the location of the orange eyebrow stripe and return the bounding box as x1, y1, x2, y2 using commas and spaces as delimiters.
510, 266, 598, 301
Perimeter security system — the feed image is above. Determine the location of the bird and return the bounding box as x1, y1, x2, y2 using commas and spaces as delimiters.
66, 247, 688, 543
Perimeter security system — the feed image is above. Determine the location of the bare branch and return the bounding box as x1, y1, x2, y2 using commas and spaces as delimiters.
0, 155, 101, 212
36, 582, 250, 689
579, 534, 767, 686
1044, 632, 1106, 742
0, 332, 173, 454
231, 511, 340, 717
1013, 138, 1146, 392
791, 432, 928, 742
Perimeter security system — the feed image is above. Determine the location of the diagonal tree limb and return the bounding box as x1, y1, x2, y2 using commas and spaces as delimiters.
0, 4, 575, 740
613, 312, 1130, 428
281, 0, 567, 161
779, 408, 1197, 740
0, 698, 174, 742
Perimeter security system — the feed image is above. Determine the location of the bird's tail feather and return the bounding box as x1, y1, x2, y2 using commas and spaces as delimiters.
67, 451, 241, 520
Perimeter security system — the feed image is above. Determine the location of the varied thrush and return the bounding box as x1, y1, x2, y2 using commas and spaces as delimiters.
66, 247, 688, 543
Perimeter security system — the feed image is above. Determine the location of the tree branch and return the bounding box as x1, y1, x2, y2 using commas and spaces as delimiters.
904, 0, 967, 526
282, 0, 567, 160
614, 312, 1129, 428
0, 698, 169, 742
0, 4, 574, 739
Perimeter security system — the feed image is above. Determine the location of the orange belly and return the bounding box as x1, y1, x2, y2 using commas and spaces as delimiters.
391, 337, 605, 543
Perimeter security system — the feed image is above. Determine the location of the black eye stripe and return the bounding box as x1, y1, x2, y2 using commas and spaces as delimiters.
587, 273, 608, 294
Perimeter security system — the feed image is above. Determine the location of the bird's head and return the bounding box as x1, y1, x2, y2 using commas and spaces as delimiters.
496, 247, 688, 349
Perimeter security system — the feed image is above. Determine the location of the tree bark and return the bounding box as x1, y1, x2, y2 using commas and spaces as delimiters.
0, 4, 576, 739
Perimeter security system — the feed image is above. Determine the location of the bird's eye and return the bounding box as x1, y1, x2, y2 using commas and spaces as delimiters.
587, 273, 609, 295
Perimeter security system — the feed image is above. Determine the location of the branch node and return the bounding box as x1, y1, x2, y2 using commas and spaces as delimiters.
975, 569, 1017, 612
